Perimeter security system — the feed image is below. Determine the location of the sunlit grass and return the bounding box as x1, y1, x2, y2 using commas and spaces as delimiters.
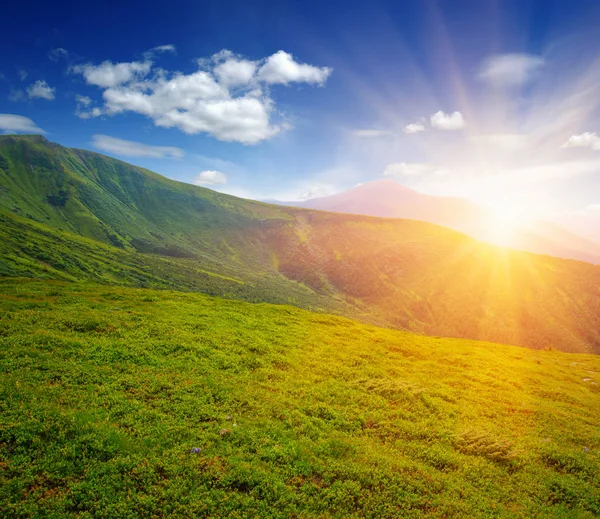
1, 279, 599, 518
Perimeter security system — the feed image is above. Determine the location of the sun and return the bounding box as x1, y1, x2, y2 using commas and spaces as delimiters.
479, 205, 533, 248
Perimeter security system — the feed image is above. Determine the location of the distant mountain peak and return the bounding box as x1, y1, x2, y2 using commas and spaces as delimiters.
350, 178, 417, 192
289, 178, 600, 264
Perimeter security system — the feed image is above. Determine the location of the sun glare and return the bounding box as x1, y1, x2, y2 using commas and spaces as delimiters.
479, 204, 534, 247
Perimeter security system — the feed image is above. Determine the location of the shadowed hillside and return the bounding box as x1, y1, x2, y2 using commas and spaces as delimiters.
1, 135, 600, 353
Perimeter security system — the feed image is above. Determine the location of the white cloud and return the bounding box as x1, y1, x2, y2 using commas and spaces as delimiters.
430, 111, 465, 130
150, 44, 176, 54
383, 162, 442, 177
75, 95, 96, 119
297, 182, 336, 200
479, 53, 544, 86
0, 114, 46, 134
193, 170, 228, 186
73, 49, 331, 144
18, 69, 27, 81
152, 95, 278, 144
257, 50, 332, 85
562, 132, 600, 151
73, 60, 152, 88
204, 49, 235, 64
142, 44, 176, 60
214, 58, 257, 87
352, 129, 391, 138
48, 48, 68, 62
91, 134, 184, 159
76, 94, 92, 107
26, 80, 55, 100
404, 122, 425, 134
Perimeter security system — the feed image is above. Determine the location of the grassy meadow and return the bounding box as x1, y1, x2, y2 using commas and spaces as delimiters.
1, 279, 599, 518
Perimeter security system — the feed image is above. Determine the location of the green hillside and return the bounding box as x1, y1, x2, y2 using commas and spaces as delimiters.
1, 135, 600, 354
0, 211, 341, 314
0, 134, 288, 258
1, 279, 599, 518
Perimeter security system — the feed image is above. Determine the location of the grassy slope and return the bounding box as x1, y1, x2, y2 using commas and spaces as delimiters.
0, 134, 290, 262
1, 135, 600, 354
0, 211, 342, 314
268, 213, 600, 353
1, 279, 599, 518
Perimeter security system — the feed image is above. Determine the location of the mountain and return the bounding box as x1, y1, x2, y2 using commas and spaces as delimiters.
516, 220, 600, 262
290, 179, 600, 264
1, 134, 600, 354
292, 179, 485, 235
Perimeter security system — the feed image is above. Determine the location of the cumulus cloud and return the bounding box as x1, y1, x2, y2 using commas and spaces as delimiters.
383, 162, 440, 177
91, 134, 184, 159
73, 60, 152, 88
257, 50, 332, 85
73, 48, 332, 144
404, 122, 425, 134
193, 170, 228, 186
214, 58, 257, 87
0, 114, 46, 134
430, 111, 465, 130
479, 53, 544, 86
562, 132, 600, 151
26, 80, 55, 100
18, 69, 27, 81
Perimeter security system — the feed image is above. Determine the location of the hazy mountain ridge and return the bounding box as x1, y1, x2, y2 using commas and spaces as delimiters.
1, 135, 600, 353
286, 179, 600, 264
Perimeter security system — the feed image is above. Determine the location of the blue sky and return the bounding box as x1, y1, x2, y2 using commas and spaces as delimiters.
1, 0, 600, 238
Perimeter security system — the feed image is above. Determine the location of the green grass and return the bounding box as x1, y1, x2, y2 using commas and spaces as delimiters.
0, 210, 343, 315
1, 279, 599, 518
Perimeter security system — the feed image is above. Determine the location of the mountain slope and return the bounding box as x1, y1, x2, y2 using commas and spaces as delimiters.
1, 280, 599, 518
291, 179, 600, 264
0, 134, 288, 259
1, 135, 600, 353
